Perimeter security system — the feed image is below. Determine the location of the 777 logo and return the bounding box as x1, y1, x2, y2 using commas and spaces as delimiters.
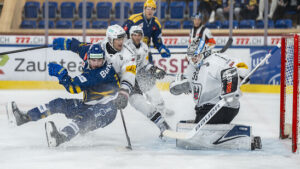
0, 55, 9, 75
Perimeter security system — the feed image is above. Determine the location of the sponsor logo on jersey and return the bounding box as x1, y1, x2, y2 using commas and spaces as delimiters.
125, 65, 136, 74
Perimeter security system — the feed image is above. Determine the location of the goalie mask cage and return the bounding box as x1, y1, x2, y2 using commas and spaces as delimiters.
280, 34, 300, 153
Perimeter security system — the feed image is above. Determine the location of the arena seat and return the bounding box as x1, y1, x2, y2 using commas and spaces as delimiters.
133, 2, 144, 14
96, 2, 112, 19
74, 20, 90, 29
56, 20, 72, 29
79, 2, 94, 19
164, 21, 181, 29
182, 20, 193, 29
60, 2, 76, 19
38, 20, 55, 29
188, 1, 200, 17
275, 19, 293, 28
20, 20, 37, 29
170, 1, 186, 19
221, 20, 238, 29
256, 20, 274, 29
92, 21, 108, 29
42, 2, 58, 19
206, 20, 221, 29
239, 19, 255, 29
154, 2, 167, 19
115, 2, 130, 19
24, 1, 40, 19
110, 20, 121, 26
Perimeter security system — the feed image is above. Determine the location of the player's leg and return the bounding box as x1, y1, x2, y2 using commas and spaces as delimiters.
45, 101, 117, 147
129, 93, 171, 137
145, 86, 174, 116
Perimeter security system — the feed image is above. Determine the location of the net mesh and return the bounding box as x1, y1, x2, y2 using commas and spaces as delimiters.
283, 34, 300, 152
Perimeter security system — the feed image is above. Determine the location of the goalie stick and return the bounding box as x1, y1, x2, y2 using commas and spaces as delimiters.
163, 43, 281, 140
0, 45, 52, 55
151, 37, 233, 55
120, 109, 132, 150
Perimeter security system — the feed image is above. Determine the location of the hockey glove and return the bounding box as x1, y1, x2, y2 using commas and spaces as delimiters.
158, 45, 171, 58
149, 66, 166, 79
48, 63, 68, 81
114, 89, 129, 109
53, 38, 71, 50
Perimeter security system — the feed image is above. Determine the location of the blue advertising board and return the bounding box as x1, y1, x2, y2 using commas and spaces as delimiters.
249, 46, 281, 85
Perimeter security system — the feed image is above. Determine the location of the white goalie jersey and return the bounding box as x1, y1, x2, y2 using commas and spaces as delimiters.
98, 39, 136, 93
184, 53, 242, 109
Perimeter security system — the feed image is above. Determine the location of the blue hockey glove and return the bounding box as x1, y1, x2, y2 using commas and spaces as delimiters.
48, 62, 68, 81
53, 38, 71, 50
158, 45, 171, 58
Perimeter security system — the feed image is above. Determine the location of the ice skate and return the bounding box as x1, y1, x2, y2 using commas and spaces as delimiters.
45, 121, 68, 147
7, 101, 30, 126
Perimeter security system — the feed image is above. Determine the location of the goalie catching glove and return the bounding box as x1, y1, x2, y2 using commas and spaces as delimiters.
169, 73, 191, 95
149, 66, 166, 79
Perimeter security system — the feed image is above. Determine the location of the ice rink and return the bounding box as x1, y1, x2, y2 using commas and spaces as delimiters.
0, 90, 300, 169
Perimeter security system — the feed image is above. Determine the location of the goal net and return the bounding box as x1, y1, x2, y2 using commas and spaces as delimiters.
280, 34, 300, 153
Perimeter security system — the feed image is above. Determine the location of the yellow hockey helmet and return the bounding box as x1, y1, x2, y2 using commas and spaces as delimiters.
144, 0, 156, 9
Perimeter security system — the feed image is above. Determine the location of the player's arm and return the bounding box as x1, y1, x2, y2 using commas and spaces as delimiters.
52, 37, 92, 60
122, 19, 134, 38
152, 18, 170, 58
203, 29, 216, 49
47, 63, 115, 94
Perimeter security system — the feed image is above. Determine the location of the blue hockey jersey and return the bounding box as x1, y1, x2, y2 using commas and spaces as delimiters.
59, 62, 119, 104
123, 13, 164, 50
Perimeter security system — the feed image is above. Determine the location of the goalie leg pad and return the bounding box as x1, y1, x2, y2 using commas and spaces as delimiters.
176, 123, 254, 150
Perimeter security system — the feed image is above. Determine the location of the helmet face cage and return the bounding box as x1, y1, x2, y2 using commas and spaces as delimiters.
187, 39, 206, 68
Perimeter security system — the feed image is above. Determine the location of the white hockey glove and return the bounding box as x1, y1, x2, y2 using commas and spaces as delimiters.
235, 62, 250, 83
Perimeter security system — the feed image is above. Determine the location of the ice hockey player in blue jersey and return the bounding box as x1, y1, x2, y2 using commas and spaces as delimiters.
122, 0, 170, 61
8, 44, 121, 147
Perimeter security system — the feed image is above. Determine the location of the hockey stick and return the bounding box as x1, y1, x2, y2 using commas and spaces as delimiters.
151, 37, 233, 55
163, 43, 281, 140
120, 109, 132, 150
0, 45, 52, 55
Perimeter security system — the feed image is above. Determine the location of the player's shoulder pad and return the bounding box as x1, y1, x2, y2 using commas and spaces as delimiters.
129, 13, 143, 23
153, 16, 162, 29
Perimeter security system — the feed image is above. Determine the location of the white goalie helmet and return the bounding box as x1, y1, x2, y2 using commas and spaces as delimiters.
106, 24, 126, 45
129, 25, 144, 37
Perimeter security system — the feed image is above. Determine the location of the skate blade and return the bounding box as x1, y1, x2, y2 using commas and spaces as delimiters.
5, 103, 17, 126
45, 122, 58, 147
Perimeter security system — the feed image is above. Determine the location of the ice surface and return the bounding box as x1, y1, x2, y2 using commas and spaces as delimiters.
0, 90, 299, 169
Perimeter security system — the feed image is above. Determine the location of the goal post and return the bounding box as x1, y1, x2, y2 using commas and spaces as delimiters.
280, 34, 299, 153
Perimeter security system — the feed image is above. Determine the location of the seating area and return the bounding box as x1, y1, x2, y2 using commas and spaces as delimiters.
20, 0, 298, 29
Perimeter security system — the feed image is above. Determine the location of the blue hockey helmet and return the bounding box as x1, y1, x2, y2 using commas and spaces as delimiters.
192, 12, 203, 20
87, 44, 105, 60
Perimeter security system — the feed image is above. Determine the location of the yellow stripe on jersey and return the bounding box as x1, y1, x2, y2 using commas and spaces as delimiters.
68, 86, 75, 94
75, 86, 82, 93
129, 13, 143, 23
114, 74, 120, 87
154, 17, 162, 28
90, 90, 115, 96
125, 65, 137, 75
